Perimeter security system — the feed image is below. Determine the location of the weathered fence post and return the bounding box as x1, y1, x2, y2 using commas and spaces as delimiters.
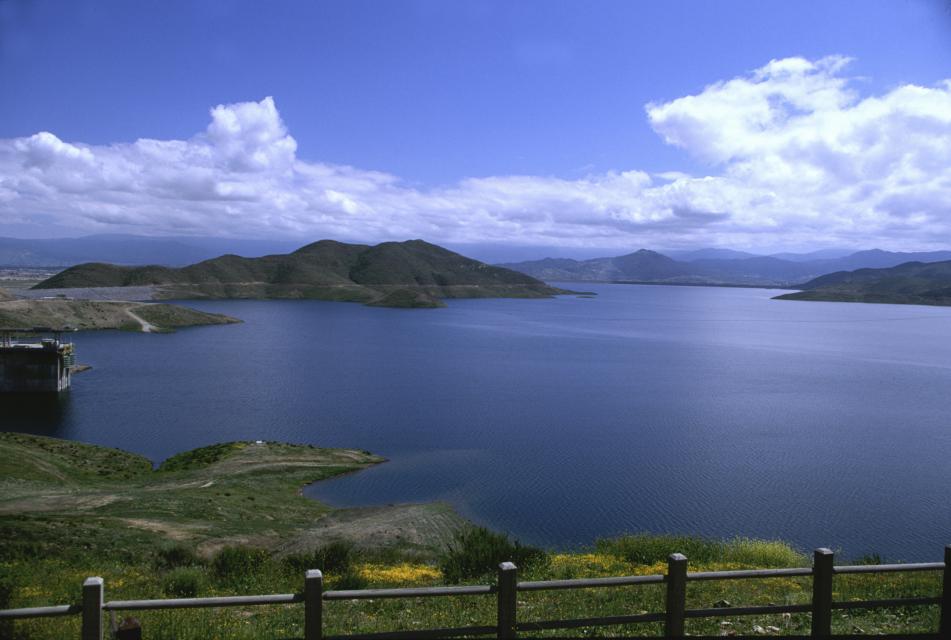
940, 545, 951, 637
811, 548, 834, 637
497, 562, 517, 639
665, 553, 688, 637
305, 569, 323, 640
81, 577, 103, 640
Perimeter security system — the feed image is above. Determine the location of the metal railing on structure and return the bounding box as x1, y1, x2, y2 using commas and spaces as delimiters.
1, 546, 949, 639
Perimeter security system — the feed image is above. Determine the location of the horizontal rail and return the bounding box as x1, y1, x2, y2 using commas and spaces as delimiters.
517, 611, 665, 631
323, 585, 493, 600
3, 545, 949, 640
685, 603, 813, 618
518, 574, 665, 591
0, 604, 81, 619
327, 624, 496, 639
103, 593, 301, 611
687, 567, 813, 581
835, 562, 944, 575
831, 596, 942, 610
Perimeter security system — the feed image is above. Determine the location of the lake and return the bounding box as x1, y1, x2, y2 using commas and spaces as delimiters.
5, 283, 951, 561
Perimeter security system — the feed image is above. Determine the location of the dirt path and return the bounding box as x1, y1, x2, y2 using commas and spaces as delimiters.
124, 306, 158, 332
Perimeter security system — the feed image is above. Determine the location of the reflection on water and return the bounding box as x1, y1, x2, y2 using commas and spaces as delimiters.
1, 392, 71, 437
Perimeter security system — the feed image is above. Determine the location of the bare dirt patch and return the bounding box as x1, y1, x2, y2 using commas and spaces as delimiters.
279, 502, 467, 558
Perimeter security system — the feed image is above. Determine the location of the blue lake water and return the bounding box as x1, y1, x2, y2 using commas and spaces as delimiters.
5, 283, 951, 560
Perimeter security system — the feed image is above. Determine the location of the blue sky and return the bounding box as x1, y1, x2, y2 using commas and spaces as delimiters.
2, 0, 951, 257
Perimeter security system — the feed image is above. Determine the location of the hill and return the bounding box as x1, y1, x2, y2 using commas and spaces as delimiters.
0, 288, 13, 302
774, 260, 951, 306
33, 240, 566, 308
500, 248, 951, 287
0, 299, 240, 332
498, 249, 690, 283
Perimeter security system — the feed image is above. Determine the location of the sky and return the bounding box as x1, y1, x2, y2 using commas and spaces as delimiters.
1, 0, 950, 258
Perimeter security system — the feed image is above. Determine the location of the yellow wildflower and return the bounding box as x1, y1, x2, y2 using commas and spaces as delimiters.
358, 563, 441, 584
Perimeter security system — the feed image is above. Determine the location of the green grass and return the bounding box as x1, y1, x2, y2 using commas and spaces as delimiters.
595, 533, 805, 568
0, 434, 944, 638
3, 536, 942, 639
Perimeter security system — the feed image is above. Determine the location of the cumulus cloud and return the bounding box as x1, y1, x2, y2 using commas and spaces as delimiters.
2, 61, 951, 251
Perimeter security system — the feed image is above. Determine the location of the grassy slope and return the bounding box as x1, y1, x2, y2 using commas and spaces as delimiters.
0, 434, 468, 561
0, 435, 941, 638
0, 300, 239, 332
775, 260, 951, 306
32, 239, 568, 308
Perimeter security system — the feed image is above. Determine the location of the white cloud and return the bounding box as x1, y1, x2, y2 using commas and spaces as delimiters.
2, 62, 951, 252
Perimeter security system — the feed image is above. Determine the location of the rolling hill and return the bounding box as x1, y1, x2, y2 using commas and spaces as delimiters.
33, 240, 567, 308
774, 260, 951, 306
500, 248, 951, 287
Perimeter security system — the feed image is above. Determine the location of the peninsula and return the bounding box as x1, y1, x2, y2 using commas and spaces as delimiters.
0, 299, 239, 333
0, 433, 939, 638
774, 260, 951, 307
33, 239, 568, 308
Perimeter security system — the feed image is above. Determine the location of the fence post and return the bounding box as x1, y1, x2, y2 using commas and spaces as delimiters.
497, 562, 517, 639
665, 553, 688, 637
305, 569, 323, 640
940, 545, 951, 637
82, 577, 103, 640
811, 548, 834, 637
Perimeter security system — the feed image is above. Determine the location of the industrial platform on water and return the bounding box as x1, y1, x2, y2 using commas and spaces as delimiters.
0, 329, 78, 393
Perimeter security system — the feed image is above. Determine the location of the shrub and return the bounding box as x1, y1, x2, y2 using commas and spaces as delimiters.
281, 552, 314, 575
440, 527, 546, 583
333, 567, 369, 590
855, 552, 883, 565
154, 542, 202, 570
0, 574, 12, 639
211, 546, 269, 580
162, 567, 206, 598
0, 573, 12, 609
282, 540, 356, 575
596, 533, 723, 565
596, 534, 805, 568
315, 540, 355, 573
721, 537, 805, 568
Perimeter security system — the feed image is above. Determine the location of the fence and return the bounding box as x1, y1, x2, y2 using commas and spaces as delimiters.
2, 546, 949, 639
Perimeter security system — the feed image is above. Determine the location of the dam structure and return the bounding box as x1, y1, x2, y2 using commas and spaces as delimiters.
0, 330, 76, 393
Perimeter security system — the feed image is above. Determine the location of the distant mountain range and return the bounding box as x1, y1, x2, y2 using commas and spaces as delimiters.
33, 239, 566, 308
0, 235, 301, 267
498, 248, 951, 287
774, 260, 951, 306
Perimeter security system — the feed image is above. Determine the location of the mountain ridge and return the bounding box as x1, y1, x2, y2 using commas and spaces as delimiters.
33, 239, 568, 308
773, 260, 951, 306
499, 248, 951, 287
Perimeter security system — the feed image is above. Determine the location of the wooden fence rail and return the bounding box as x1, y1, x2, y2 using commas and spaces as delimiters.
2, 546, 949, 638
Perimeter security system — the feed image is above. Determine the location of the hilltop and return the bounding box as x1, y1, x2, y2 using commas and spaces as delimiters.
500, 247, 951, 287
33, 239, 567, 308
774, 260, 951, 306
0, 299, 239, 332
